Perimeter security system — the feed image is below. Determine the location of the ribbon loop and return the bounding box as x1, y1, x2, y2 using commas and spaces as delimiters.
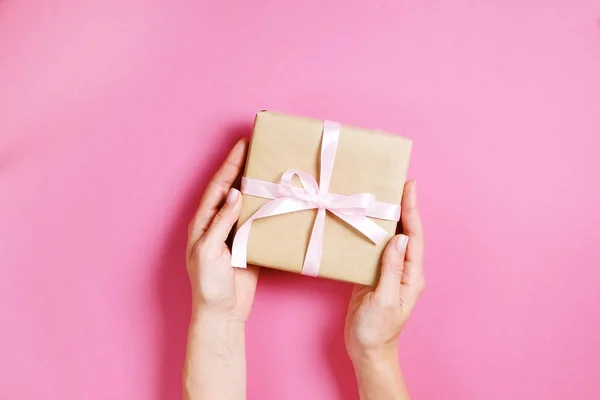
281, 170, 319, 196
231, 120, 401, 277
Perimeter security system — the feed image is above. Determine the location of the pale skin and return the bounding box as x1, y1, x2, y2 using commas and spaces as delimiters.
183, 139, 425, 400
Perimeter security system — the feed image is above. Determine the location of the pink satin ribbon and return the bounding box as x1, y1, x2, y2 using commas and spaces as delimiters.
231, 120, 401, 277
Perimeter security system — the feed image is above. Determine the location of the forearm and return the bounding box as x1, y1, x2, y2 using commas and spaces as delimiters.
352, 351, 410, 400
183, 309, 247, 400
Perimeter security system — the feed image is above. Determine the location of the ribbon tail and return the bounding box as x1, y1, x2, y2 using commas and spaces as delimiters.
330, 211, 389, 244
367, 201, 401, 221
301, 208, 327, 277
231, 219, 252, 268
231, 197, 317, 268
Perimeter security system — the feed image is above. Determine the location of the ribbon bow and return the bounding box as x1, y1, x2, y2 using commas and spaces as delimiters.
231, 120, 400, 277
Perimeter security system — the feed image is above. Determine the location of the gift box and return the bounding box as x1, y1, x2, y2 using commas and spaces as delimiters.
232, 111, 412, 286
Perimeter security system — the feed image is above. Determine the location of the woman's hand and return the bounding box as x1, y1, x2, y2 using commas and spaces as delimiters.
344, 180, 424, 400
186, 138, 259, 322
184, 139, 258, 400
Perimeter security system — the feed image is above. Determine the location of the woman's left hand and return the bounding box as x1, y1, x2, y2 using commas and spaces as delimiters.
186, 138, 259, 322
184, 139, 258, 399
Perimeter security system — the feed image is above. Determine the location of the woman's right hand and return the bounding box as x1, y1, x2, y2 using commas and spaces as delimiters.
345, 180, 425, 376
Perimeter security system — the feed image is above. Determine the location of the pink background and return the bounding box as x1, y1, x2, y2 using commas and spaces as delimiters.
1, 1, 600, 399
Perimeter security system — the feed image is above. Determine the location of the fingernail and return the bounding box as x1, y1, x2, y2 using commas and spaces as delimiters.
226, 188, 239, 204
395, 234, 409, 252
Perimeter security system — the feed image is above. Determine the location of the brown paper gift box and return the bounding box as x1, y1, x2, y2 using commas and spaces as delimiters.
237, 111, 412, 286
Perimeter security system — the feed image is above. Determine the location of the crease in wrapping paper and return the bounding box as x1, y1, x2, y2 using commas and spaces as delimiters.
237, 111, 412, 286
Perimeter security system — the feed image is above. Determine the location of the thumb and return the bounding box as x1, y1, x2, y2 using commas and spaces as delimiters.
375, 234, 409, 299
203, 188, 242, 248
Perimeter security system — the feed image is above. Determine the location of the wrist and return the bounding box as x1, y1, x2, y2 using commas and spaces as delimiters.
184, 305, 247, 399
351, 348, 408, 400
185, 306, 246, 375
349, 344, 399, 370
188, 306, 246, 359
191, 305, 246, 332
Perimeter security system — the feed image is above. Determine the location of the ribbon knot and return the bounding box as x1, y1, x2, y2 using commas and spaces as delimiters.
315, 197, 329, 209
231, 120, 401, 277
303, 194, 329, 209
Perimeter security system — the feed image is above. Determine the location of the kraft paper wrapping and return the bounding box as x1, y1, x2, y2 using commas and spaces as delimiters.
237, 111, 412, 286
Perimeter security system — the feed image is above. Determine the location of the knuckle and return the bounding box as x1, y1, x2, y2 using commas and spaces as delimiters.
188, 239, 218, 267
386, 262, 404, 277
209, 178, 229, 193
212, 210, 226, 226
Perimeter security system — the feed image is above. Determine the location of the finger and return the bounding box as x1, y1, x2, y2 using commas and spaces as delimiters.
400, 180, 425, 295
375, 234, 409, 300
188, 139, 248, 246
203, 188, 242, 248
401, 180, 424, 265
